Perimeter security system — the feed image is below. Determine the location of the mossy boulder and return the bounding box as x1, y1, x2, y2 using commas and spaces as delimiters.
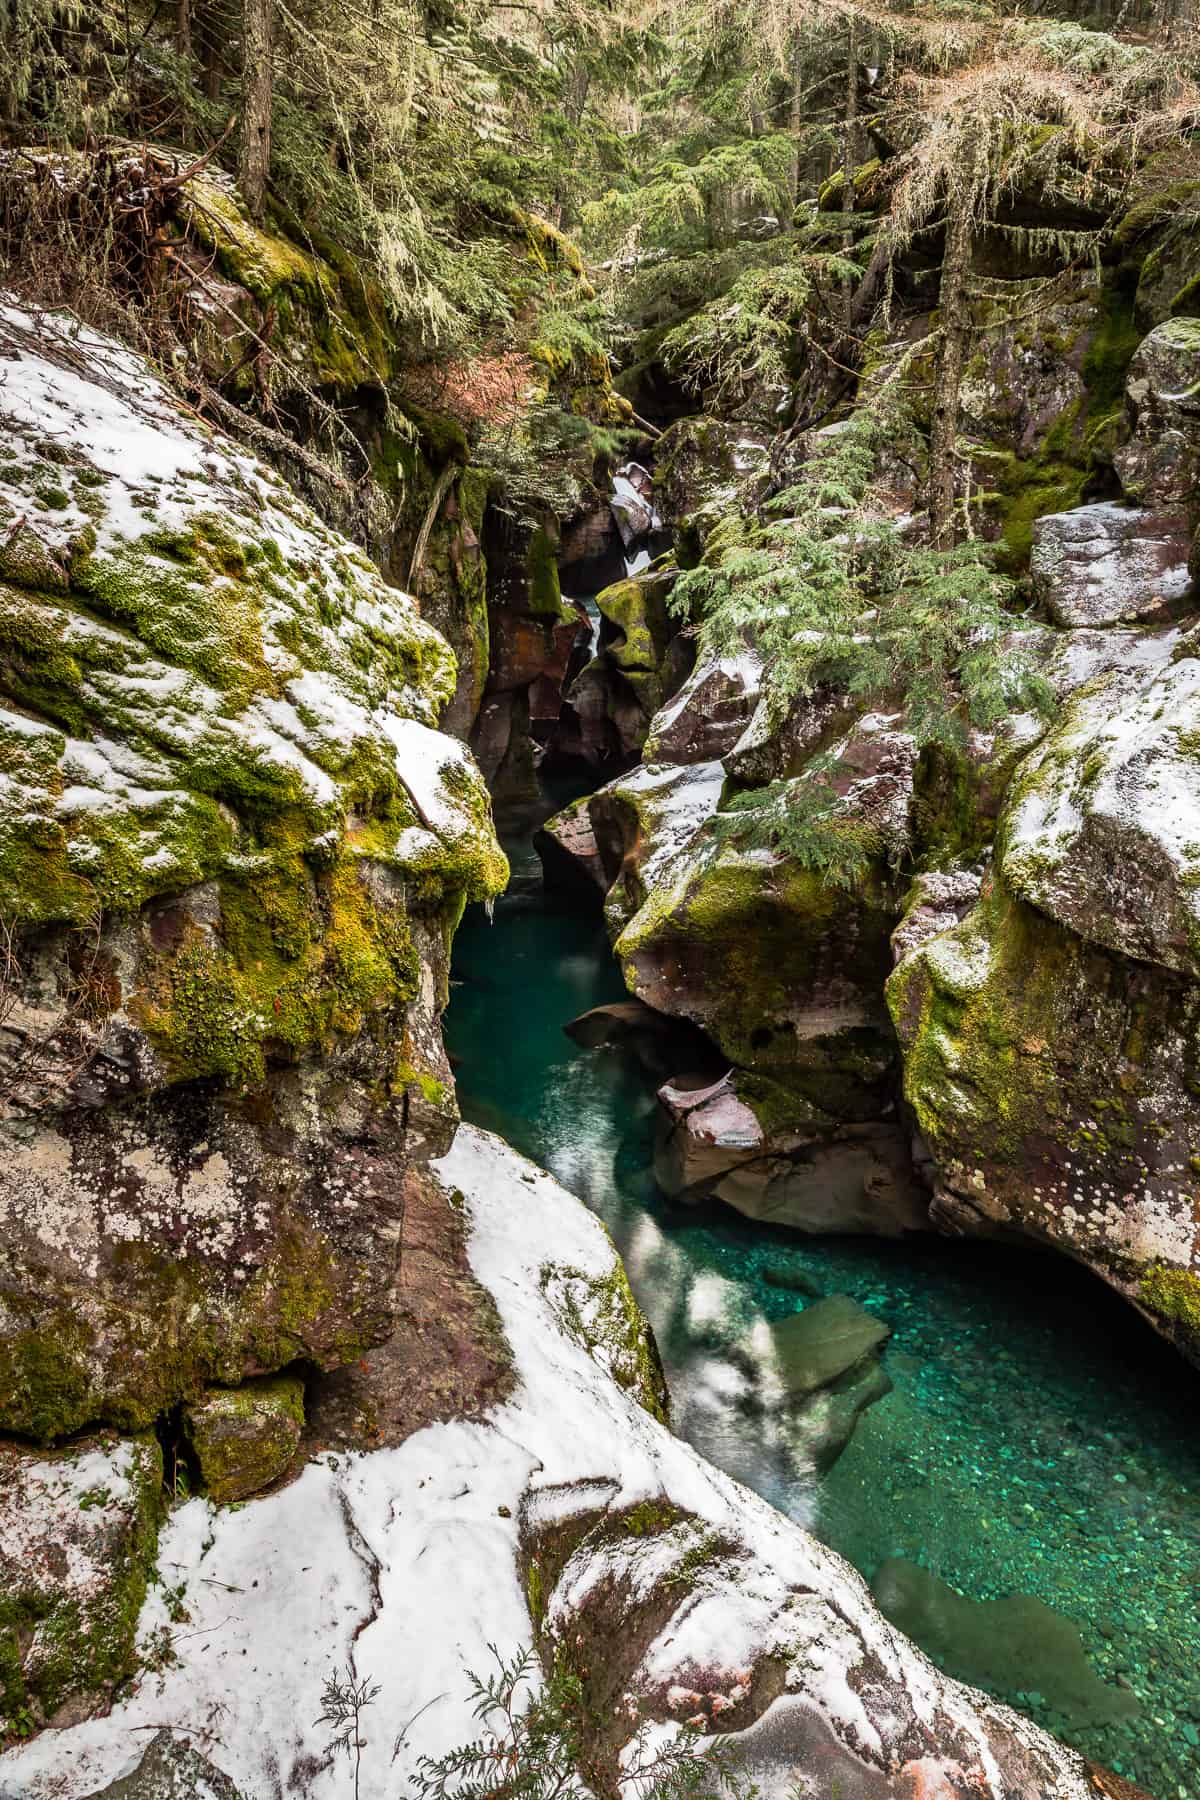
888, 873, 1200, 1364
1114, 317, 1200, 508
183, 1374, 305, 1503
565, 570, 689, 765
0, 1433, 161, 1737
0, 298, 506, 1439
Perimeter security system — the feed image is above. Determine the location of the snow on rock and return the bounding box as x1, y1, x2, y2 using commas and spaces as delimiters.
0, 297, 504, 906
1001, 650, 1200, 976
0, 1126, 1094, 1800
643, 650, 763, 765
1029, 502, 1193, 629
0, 300, 506, 1442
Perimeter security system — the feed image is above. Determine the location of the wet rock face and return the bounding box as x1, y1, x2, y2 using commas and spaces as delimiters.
0, 300, 506, 1440
1114, 318, 1200, 507
1, 1434, 161, 1736
1030, 502, 1193, 627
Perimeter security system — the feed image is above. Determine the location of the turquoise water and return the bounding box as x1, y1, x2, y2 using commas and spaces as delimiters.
446, 791, 1200, 1799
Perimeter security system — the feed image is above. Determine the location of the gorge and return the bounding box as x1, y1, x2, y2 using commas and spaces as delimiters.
2, 4, 1200, 1799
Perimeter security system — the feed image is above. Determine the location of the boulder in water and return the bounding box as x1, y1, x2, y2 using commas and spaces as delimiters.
767, 1294, 891, 1398
872, 1558, 1140, 1728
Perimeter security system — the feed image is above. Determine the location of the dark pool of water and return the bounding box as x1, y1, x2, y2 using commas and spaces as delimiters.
446, 787, 1200, 1799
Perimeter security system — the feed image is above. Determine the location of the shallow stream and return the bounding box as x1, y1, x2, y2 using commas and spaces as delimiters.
446, 786, 1200, 1800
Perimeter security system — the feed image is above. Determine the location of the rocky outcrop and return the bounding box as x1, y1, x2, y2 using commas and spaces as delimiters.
80, 1733, 245, 1800
563, 569, 689, 768
1114, 317, 1200, 508
1030, 502, 1193, 627
0, 1126, 1104, 1800
888, 636, 1200, 1363
0, 299, 506, 1441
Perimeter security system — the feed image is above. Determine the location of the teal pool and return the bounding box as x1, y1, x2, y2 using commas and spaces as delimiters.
446, 791, 1200, 1799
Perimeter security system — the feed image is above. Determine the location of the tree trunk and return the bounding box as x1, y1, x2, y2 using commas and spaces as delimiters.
238, 0, 273, 221
550, 59, 590, 226
790, 33, 804, 207
841, 17, 858, 321
177, 0, 192, 54
928, 187, 973, 550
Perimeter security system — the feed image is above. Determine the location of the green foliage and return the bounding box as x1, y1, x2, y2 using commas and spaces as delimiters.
672, 381, 1053, 759
405, 1646, 751, 1800
659, 260, 856, 403
716, 759, 883, 892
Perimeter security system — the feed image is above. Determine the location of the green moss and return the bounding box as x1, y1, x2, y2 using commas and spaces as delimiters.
183, 1373, 304, 1504
525, 524, 563, 617
1081, 282, 1142, 418
1138, 1264, 1200, 1338
0, 1434, 162, 1737
540, 1257, 669, 1424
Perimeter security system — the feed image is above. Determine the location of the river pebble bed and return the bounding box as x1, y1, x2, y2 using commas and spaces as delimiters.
446, 793, 1200, 1800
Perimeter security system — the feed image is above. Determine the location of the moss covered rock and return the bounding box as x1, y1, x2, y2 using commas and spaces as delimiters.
888, 874, 1200, 1364
0, 1433, 161, 1737
0, 297, 506, 1440
1114, 317, 1200, 508
183, 1374, 304, 1503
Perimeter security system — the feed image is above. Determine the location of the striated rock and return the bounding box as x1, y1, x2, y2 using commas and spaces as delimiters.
654, 1070, 927, 1236
0, 299, 506, 1440
183, 1375, 305, 1504
643, 650, 763, 765
0, 1126, 1100, 1800
80, 1734, 244, 1800
1030, 502, 1193, 627
1, 1435, 161, 1736
1113, 317, 1200, 507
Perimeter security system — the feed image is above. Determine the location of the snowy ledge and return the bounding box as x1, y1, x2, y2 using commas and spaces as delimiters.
0, 1126, 1092, 1800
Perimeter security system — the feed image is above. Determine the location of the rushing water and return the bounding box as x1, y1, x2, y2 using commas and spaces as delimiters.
446, 784, 1200, 1800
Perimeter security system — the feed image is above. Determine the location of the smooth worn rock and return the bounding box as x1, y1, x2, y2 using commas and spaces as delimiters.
0, 1434, 161, 1735
563, 1000, 722, 1082
533, 792, 608, 896
1030, 502, 1193, 627
789, 1357, 893, 1476
4, 1126, 1097, 1800
183, 1374, 305, 1503
654, 1070, 928, 1236
766, 1294, 891, 1398
557, 503, 626, 595
1113, 317, 1200, 507
643, 650, 763, 765
80, 1732, 245, 1800
888, 873, 1200, 1364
